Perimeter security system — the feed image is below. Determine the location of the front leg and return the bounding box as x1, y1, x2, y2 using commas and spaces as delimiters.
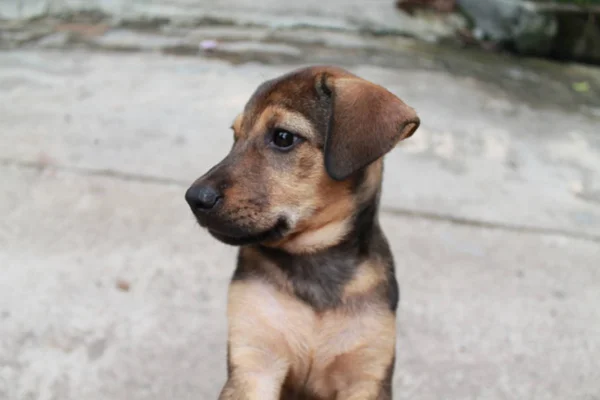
221, 280, 308, 400
333, 359, 393, 400
336, 380, 392, 400
323, 314, 396, 400
218, 353, 289, 400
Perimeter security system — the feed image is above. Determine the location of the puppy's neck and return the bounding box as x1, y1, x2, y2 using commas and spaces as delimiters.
240, 168, 390, 311
234, 162, 393, 312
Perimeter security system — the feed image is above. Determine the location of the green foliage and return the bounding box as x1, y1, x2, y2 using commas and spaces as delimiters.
572, 81, 591, 92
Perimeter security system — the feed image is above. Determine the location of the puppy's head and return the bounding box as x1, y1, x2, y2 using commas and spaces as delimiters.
185, 66, 419, 252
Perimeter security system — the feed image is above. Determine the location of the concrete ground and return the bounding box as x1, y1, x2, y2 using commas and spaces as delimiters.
1, 9, 600, 400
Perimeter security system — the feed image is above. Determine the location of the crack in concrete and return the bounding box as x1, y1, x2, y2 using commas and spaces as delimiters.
380, 207, 600, 244
2, 157, 599, 243
0, 158, 189, 186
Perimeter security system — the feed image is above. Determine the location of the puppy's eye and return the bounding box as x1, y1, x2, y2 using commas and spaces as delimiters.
271, 130, 299, 150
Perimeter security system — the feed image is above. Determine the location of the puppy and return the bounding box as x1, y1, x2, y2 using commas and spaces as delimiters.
185, 66, 420, 400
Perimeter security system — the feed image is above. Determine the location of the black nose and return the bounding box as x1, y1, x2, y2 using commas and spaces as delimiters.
185, 185, 222, 210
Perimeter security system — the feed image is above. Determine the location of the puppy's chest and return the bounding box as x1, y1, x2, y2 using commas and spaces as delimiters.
229, 279, 368, 356
228, 279, 395, 396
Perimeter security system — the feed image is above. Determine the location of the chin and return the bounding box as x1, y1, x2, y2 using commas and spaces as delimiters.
201, 217, 290, 247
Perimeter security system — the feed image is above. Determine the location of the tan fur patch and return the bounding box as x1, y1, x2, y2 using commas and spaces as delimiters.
269, 106, 317, 140
357, 160, 383, 205
342, 261, 384, 299
267, 180, 354, 254
278, 217, 351, 254
231, 113, 244, 139
246, 105, 317, 143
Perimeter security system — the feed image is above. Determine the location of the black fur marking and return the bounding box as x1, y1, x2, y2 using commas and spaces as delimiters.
317, 72, 332, 97
377, 355, 395, 400
387, 266, 400, 312
231, 251, 250, 281
226, 342, 233, 377
257, 243, 359, 312
208, 216, 288, 247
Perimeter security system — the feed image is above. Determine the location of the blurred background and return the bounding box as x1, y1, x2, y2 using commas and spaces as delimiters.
1, 0, 599, 399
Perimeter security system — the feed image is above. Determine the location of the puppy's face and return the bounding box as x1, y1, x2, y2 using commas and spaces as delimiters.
185, 66, 419, 249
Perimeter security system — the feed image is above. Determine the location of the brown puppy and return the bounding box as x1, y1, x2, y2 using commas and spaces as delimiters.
185, 66, 419, 400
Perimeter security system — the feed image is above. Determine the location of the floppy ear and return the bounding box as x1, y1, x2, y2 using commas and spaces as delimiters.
322, 74, 420, 181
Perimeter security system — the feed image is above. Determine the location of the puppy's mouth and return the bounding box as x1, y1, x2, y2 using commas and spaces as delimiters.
202, 217, 289, 246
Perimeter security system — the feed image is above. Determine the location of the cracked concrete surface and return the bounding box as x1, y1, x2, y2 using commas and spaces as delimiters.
0, 0, 463, 41
1, 44, 600, 399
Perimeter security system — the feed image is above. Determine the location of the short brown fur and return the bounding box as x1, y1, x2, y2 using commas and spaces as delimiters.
185, 66, 420, 399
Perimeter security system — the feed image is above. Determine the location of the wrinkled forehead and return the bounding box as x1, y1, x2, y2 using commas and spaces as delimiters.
242, 68, 319, 129
236, 66, 355, 133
